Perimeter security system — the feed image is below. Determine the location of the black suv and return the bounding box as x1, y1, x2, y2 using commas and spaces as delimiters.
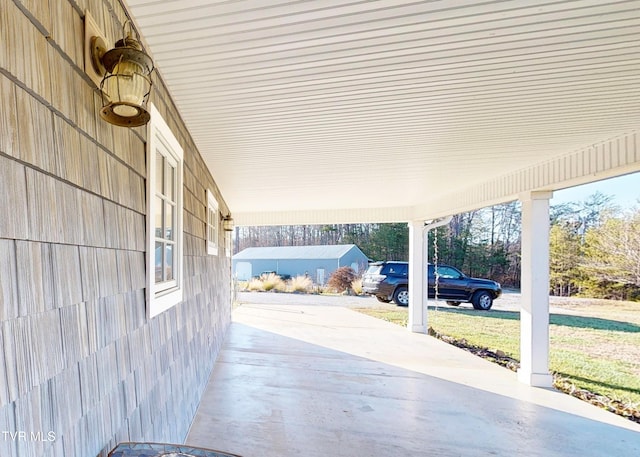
362, 261, 501, 310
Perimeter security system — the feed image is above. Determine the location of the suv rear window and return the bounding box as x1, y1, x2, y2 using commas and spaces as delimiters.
381, 263, 407, 276
365, 265, 383, 275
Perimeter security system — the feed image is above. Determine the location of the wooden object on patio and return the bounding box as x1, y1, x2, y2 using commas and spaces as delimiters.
108, 442, 242, 457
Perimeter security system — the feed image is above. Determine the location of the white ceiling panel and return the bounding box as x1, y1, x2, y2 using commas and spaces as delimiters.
125, 0, 640, 224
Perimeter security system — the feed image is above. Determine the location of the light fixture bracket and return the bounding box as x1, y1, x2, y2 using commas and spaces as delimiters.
84, 11, 109, 87
89, 35, 107, 75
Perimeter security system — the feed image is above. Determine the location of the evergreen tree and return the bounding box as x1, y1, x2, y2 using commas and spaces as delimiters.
549, 223, 583, 296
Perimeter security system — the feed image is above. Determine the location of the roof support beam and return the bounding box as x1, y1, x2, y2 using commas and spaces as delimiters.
408, 220, 427, 333
415, 130, 640, 221
408, 217, 452, 333
517, 191, 554, 387
233, 206, 416, 226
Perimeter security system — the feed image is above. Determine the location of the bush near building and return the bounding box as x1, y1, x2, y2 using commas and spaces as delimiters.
327, 266, 358, 293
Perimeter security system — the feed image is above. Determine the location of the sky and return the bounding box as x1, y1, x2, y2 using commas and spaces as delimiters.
551, 172, 640, 209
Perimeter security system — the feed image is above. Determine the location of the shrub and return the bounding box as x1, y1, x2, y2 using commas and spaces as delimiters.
351, 278, 363, 295
260, 273, 285, 292
289, 275, 313, 293
247, 278, 263, 291
327, 266, 358, 293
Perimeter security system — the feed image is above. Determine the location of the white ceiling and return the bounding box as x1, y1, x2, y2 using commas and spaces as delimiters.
124, 0, 640, 225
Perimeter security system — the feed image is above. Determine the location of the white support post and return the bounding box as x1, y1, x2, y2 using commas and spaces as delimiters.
518, 191, 554, 387
408, 220, 427, 333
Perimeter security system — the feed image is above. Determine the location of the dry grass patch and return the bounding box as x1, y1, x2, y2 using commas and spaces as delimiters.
247, 278, 264, 291
288, 275, 313, 293
351, 278, 363, 295
260, 273, 286, 292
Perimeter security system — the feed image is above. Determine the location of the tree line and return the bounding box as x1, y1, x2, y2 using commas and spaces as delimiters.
234, 223, 409, 261
549, 193, 640, 300
234, 192, 640, 301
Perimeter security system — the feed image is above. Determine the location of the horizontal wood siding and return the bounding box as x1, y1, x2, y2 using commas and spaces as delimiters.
0, 1, 232, 457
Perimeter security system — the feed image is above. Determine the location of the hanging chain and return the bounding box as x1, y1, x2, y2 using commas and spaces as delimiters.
433, 227, 440, 315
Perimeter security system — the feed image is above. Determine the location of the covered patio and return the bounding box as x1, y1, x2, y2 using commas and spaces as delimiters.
125, 0, 640, 387
187, 300, 640, 456
2, 1, 639, 456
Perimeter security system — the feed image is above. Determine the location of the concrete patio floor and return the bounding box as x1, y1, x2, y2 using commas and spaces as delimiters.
186, 302, 640, 456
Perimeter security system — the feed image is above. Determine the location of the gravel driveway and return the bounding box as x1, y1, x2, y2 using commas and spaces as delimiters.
237, 290, 376, 308
237, 290, 584, 314
238, 290, 521, 310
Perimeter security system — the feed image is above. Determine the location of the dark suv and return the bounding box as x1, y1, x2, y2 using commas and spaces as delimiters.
362, 261, 501, 310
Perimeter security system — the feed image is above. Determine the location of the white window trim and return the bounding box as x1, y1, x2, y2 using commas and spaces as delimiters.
207, 189, 219, 256
147, 103, 184, 318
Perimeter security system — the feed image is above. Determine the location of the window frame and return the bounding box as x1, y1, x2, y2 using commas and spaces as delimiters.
147, 104, 184, 318
206, 189, 219, 256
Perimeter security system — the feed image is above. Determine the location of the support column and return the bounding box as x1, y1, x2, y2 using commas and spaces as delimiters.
408, 220, 426, 333
518, 191, 554, 387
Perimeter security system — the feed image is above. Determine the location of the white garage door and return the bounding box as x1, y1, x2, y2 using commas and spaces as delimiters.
235, 262, 252, 280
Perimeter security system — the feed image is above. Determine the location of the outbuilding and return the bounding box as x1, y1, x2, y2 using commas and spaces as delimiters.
233, 244, 369, 284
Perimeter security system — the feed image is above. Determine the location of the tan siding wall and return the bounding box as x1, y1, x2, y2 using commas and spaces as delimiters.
0, 1, 231, 456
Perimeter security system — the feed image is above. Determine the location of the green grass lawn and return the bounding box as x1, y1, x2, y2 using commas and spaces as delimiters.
355, 303, 640, 408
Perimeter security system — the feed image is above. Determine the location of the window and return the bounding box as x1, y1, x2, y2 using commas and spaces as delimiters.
147, 104, 184, 318
428, 265, 462, 279
207, 189, 219, 255
382, 263, 407, 276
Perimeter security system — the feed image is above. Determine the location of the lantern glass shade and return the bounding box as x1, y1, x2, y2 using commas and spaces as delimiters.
103, 59, 148, 116
223, 217, 234, 232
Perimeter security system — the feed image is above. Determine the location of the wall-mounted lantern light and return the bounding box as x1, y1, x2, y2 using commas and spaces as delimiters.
223, 216, 234, 232
88, 19, 154, 127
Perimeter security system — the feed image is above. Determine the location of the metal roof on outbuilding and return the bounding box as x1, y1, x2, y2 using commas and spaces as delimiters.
233, 244, 363, 260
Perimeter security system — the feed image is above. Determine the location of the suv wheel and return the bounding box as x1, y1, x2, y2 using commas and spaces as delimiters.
393, 286, 409, 306
376, 296, 392, 303
472, 291, 493, 310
